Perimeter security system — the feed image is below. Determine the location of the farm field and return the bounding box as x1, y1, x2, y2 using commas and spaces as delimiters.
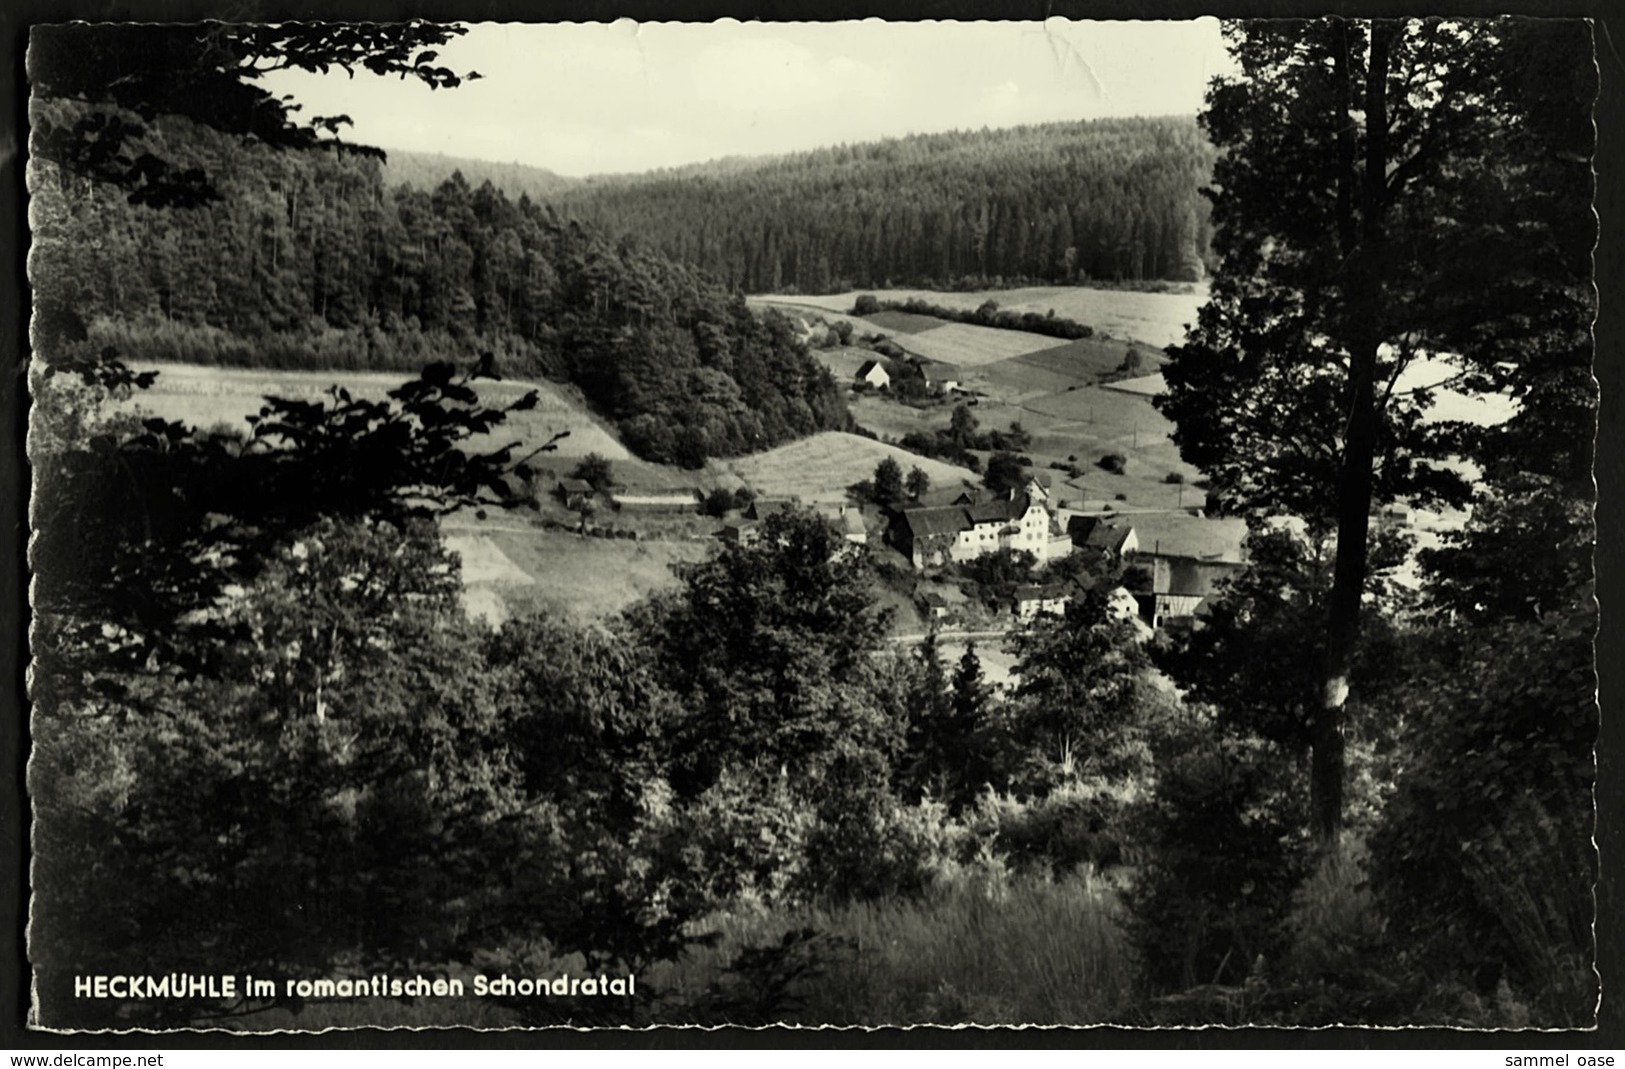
753, 283, 1209, 348
457, 522, 711, 623
109, 362, 634, 461
726, 431, 983, 503
885, 322, 1071, 367
861, 309, 949, 334
1008, 336, 1166, 381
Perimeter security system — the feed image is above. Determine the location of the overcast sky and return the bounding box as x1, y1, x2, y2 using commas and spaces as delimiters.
260, 19, 1236, 177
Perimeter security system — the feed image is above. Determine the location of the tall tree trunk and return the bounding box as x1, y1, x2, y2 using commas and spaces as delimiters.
1314, 20, 1393, 847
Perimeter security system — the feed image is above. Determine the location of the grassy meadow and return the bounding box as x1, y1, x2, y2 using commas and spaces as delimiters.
753, 283, 1209, 349
111, 362, 635, 462
220, 873, 1135, 1030
725, 431, 983, 504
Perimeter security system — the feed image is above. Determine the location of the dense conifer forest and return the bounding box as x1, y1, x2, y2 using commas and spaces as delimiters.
541, 118, 1218, 292
30, 101, 849, 466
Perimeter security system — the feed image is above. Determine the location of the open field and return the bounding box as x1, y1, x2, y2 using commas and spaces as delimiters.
886, 322, 1071, 367
462, 523, 710, 622
861, 309, 949, 334
754, 284, 1209, 348
974, 359, 1089, 401
1008, 336, 1165, 380
726, 431, 983, 503
111, 362, 634, 461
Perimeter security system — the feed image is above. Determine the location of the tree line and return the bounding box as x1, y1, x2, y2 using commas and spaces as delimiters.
542, 117, 1217, 293
29, 103, 849, 467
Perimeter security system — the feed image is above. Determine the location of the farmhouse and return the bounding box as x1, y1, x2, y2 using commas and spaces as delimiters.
1139, 555, 1247, 629
719, 517, 761, 545
1068, 516, 1139, 559
1126, 513, 1249, 628
919, 361, 962, 394
1012, 583, 1070, 621
556, 478, 594, 510
815, 503, 869, 546
888, 488, 1057, 569
855, 360, 891, 390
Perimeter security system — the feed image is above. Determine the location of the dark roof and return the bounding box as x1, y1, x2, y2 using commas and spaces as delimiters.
745, 496, 799, 520
967, 491, 1030, 525
1014, 583, 1069, 602
921, 591, 951, 608
900, 505, 972, 539
1069, 516, 1135, 553
855, 359, 886, 377
558, 478, 593, 494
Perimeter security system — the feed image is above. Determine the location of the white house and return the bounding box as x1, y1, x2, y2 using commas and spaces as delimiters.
855, 360, 891, 389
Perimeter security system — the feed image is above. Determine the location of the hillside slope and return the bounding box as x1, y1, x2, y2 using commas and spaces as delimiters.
551, 117, 1218, 293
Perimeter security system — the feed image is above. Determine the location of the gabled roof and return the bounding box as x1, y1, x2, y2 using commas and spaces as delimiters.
900, 505, 972, 539
745, 496, 800, 520
558, 478, 593, 494
966, 491, 1032, 526
856, 359, 887, 377
1069, 516, 1135, 553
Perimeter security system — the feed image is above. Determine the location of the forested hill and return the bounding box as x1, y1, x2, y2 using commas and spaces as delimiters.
29, 105, 849, 467
543, 117, 1218, 293
381, 148, 580, 201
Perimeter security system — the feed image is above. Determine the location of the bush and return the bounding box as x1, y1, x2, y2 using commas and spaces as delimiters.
701, 487, 735, 517
1125, 709, 1311, 996
971, 783, 1136, 876
1368, 612, 1596, 1025
799, 793, 983, 904
1164, 472, 1185, 485
1098, 453, 1127, 475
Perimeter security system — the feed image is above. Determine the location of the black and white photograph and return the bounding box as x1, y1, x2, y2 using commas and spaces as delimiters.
19, 14, 1602, 1034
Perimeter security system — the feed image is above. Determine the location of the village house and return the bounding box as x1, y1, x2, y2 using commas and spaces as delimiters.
1140, 555, 1247, 629
1126, 512, 1250, 628
814, 503, 869, 547
854, 360, 890, 390
919, 361, 962, 394
719, 516, 760, 545
556, 478, 594, 510
1068, 515, 1140, 560
1012, 583, 1071, 621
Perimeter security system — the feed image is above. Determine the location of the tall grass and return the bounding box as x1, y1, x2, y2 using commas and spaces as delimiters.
648, 873, 1135, 1026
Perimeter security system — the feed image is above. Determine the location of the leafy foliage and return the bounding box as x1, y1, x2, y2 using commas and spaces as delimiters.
30, 123, 851, 467
29, 22, 477, 207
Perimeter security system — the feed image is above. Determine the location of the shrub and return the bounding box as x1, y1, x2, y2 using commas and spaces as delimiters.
971, 783, 1135, 876
1098, 452, 1127, 475
1164, 471, 1185, 485
1368, 612, 1596, 1025
1125, 710, 1311, 996
798, 793, 983, 905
